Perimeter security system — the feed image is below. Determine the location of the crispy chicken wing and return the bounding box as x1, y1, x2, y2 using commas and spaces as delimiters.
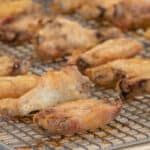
33, 98, 122, 135
0, 56, 30, 76
77, 38, 143, 71
119, 75, 150, 100
68, 26, 124, 65
0, 1, 42, 44
0, 14, 40, 44
104, 0, 150, 30
35, 17, 100, 60
0, 74, 39, 98
0, 66, 90, 116
85, 58, 150, 88
49, 0, 120, 19
50, 0, 150, 30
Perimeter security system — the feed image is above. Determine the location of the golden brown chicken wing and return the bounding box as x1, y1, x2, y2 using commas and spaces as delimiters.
0, 66, 90, 116
50, 0, 85, 14
0, 74, 39, 98
119, 75, 150, 100
77, 38, 143, 71
104, 0, 150, 30
50, 0, 150, 30
0, 12, 46, 44
33, 98, 122, 135
0, 0, 42, 44
49, 0, 120, 20
0, 56, 30, 76
35, 17, 100, 60
68, 26, 124, 65
85, 58, 150, 88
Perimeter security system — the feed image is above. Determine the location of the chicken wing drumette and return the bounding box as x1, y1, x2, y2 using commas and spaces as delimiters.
77, 38, 143, 71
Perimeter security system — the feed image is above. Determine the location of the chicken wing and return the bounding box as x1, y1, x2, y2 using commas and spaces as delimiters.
33, 98, 122, 135
68, 26, 124, 65
119, 75, 150, 100
0, 74, 39, 98
0, 11, 47, 44
85, 58, 150, 88
49, 0, 120, 20
50, 0, 150, 30
0, 1, 42, 44
0, 56, 30, 76
0, 66, 90, 116
104, 0, 150, 30
35, 17, 100, 60
77, 38, 143, 71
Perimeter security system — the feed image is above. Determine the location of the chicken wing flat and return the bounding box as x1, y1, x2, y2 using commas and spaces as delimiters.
85, 58, 150, 88
119, 75, 150, 100
33, 99, 122, 135
68, 26, 124, 65
35, 17, 100, 60
0, 74, 39, 98
77, 38, 143, 71
0, 66, 90, 116
0, 56, 30, 76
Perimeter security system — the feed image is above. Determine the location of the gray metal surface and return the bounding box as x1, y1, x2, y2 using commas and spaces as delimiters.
0, 40, 149, 150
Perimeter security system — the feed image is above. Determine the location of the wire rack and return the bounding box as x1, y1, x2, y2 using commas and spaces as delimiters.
0, 39, 149, 150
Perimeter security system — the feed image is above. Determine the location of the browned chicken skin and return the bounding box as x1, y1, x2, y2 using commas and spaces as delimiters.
0, 74, 39, 98
49, 0, 120, 19
50, 0, 150, 30
0, 14, 40, 44
104, 0, 150, 30
77, 38, 143, 71
68, 26, 124, 65
0, 66, 90, 116
0, 1, 42, 44
35, 17, 100, 60
33, 99, 122, 135
86, 58, 150, 88
119, 75, 150, 100
0, 56, 30, 76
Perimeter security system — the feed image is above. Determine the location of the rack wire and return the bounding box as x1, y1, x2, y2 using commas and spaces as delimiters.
0, 38, 149, 150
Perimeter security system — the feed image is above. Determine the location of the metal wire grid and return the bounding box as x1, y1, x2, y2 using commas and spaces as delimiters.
0, 40, 149, 150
